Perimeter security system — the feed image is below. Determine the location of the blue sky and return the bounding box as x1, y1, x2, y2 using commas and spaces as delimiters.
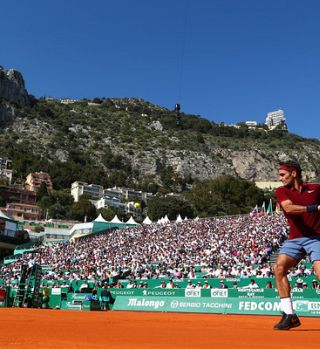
1, 0, 320, 139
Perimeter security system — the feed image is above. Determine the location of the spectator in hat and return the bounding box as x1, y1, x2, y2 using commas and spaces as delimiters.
155, 281, 166, 289
195, 281, 202, 289
143, 282, 149, 289
218, 280, 228, 289
203, 281, 211, 289
186, 280, 194, 289
126, 280, 134, 289
166, 279, 175, 289
296, 278, 304, 289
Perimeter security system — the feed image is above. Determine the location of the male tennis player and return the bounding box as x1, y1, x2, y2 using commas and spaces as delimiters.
273, 160, 320, 330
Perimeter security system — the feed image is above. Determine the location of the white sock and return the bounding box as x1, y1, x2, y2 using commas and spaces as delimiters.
280, 297, 294, 315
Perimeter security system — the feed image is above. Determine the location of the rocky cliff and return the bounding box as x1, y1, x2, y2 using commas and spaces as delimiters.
0, 67, 30, 126
0, 69, 319, 189
0, 68, 29, 105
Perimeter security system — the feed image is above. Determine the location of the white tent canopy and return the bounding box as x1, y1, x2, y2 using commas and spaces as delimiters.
163, 215, 170, 223
126, 216, 139, 225
143, 216, 153, 225
94, 213, 108, 222
176, 214, 183, 223
157, 216, 170, 225
157, 218, 165, 224
110, 215, 122, 224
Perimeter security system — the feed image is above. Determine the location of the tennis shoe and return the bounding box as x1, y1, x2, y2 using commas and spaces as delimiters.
274, 312, 301, 330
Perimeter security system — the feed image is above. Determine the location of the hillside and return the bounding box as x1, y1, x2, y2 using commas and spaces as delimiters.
1, 68, 320, 192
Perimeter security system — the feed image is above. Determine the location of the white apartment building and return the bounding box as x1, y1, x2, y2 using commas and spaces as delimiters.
95, 196, 138, 216
245, 121, 257, 129
71, 182, 154, 216
0, 158, 13, 185
265, 109, 287, 130
60, 98, 77, 104
71, 181, 104, 202
104, 186, 155, 202
95, 196, 127, 210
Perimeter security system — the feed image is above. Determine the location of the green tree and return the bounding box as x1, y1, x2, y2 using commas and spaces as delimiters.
48, 202, 67, 219
34, 225, 45, 233
69, 198, 97, 222
36, 182, 49, 202
51, 189, 74, 206
37, 195, 55, 212
147, 196, 194, 221
190, 175, 264, 217
37, 189, 74, 219
97, 207, 116, 221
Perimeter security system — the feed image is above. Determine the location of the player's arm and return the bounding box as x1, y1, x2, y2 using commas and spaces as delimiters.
280, 199, 320, 215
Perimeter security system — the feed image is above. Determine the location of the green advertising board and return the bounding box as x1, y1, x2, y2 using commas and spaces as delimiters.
60, 300, 91, 311
110, 287, 320, 300
113, 296, 320, 317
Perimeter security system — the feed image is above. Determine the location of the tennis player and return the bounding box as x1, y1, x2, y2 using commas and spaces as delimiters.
273, 160, 320, 330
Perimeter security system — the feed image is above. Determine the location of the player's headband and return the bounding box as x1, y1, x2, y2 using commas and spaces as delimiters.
279, 164, 300, 173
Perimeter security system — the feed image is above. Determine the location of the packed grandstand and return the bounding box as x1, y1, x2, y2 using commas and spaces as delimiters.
0, 213, 312, 287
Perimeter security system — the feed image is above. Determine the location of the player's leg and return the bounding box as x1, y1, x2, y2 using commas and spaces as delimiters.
312, 261, 320, 280
274, 254, 299, 298
273, 240, 303, 330
306, 235, 320, 280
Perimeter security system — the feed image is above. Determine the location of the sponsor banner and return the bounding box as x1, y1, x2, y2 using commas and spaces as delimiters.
111, 288, 320, 299
211, 288, 228, 298
82, 302, 91, 311
308, 301, 320, 314
292, 289, 320, 299
238, 299, 320, 316
60, 300, 91, 311
113, 297, 320, 317
234, 288, 267, 299
113, 296, 233, 313
184, 289, 201, 298
51, 288, 61, 295
111, 289, 185, 297
61, 301, 82, 310
67, 293, 89, 302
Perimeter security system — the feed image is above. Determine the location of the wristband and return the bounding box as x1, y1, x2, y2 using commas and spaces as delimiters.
306, 205, 318, 212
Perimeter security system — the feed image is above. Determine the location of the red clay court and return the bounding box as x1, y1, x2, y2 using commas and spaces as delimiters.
1, 309, 319, 349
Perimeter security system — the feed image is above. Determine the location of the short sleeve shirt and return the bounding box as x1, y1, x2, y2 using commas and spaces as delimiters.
275, 182, 320, 239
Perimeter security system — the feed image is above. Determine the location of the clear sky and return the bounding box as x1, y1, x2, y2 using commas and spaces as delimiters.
1, 0, 320, 139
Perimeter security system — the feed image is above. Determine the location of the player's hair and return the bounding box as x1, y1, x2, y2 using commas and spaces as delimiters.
279, 160, 302, 179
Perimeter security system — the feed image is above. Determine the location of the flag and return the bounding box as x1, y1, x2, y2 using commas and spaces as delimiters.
250, 204, 259, 216
266, 199, 273, 215
259, 201, 266, 217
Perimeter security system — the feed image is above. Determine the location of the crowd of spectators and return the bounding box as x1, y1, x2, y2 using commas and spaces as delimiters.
0, 214, 297, 288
